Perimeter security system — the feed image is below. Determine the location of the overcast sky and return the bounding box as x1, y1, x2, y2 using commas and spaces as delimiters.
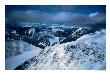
5, 5, 106, 25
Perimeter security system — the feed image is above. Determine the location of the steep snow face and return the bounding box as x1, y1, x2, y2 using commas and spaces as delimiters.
54, 44, 65, 57
60, 26, 92, 44
28, 27, 35, 35
5, 41, 42, 70
49, 37, 59, 46
5, 40, 37, 58
17, 29, 105, 70
5, 47, 42, 70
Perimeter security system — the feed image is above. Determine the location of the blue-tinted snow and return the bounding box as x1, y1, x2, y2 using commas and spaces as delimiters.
25, 29, 105, 70
5, 41, 42, 70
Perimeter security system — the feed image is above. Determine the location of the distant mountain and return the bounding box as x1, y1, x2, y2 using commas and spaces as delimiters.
60, 27, 92, 43
5, 23, 106, 49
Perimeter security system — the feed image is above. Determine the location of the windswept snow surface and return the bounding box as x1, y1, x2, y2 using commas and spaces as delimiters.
5, 40, 38, 57
16, 29, 105, 70
5, 46, 42, 70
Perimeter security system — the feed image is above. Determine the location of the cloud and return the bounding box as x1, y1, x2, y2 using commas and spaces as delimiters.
52, 12, 91, 24
6, 10, 48, 23
89, 12, 106, 23
89, 12, 98, 18
52, 12, 74, 22
6, 10, 106, 25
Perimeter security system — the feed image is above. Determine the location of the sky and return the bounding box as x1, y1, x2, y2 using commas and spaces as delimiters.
5, 5, 106, 25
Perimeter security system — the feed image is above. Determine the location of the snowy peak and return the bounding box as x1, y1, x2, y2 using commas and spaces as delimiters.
28, 27, 35, 35
25, 27, 36, 37
15, 29, 105, 70
60, 26, 95, 44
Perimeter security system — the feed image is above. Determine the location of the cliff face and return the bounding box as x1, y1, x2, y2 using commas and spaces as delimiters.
5, 40, 37, 58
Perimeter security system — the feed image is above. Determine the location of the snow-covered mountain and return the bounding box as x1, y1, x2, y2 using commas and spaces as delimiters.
14, 29, 106, 70
5, 23, 106, 70
25, 27, 36, 37
60, 26, 95, 43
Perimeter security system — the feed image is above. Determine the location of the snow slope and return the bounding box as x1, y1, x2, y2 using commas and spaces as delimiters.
5, 40, 38, 58
5, 47, 42, 70
16, 29, 105, 70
